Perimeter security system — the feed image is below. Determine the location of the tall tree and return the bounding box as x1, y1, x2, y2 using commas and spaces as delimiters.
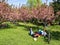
27, 0, 42, 8
51, 0, 60, 14
50, 0, 60, 24
0, 0, 8, 3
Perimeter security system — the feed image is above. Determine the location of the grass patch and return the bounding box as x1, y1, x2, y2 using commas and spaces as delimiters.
0, 22, 60, 45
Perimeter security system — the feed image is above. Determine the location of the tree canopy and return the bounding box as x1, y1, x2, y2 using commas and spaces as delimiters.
27, 0, 42, 8
51, 0, 60, 14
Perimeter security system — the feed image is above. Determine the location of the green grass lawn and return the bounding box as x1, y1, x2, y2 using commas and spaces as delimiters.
0, 22, 60, 45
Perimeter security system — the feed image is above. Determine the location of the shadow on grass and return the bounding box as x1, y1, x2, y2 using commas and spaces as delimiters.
51, 31, 60, 40
43, 31, 60, 44
0, 24, 12, 29
44, 37, 50, 44
0, 23, 18, 29
14, 23, 43, 31
0, 22, 43, 31
33, 22, 44, 26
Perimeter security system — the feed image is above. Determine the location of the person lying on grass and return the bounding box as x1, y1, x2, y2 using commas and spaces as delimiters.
38, 29, 48, 37
29, 28, 40, 37
29, 28, 50, 41
29, 28, 40, 41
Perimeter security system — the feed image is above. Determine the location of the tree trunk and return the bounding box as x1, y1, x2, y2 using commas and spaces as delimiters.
48, 22, 51, 26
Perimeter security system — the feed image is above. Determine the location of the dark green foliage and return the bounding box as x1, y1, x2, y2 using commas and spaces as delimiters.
51, 0, 60, 14
0, 23, 10, 28
50, 0, 60, 24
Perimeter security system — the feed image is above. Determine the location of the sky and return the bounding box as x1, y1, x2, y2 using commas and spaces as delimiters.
7, 0, 53, 7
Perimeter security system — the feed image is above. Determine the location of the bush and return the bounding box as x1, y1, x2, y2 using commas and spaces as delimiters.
0, 23, 10, 28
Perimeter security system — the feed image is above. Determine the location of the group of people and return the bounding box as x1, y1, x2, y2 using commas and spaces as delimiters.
29, 28, 49, 41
